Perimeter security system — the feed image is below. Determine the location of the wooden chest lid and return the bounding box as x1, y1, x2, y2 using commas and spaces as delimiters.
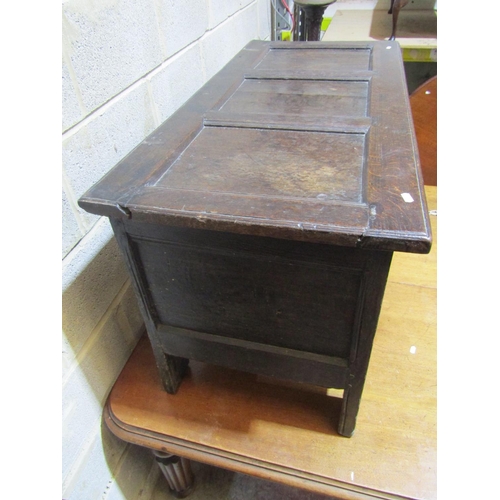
79, 41, 431, 253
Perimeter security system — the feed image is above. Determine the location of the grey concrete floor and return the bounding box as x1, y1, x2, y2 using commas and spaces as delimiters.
151, 460, 334, 500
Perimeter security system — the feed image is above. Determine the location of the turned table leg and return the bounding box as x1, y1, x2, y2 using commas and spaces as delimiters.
293, 2, 335, 41
302, 5, 328, 41
153, 450, 195, 498
388, 0, 409, 40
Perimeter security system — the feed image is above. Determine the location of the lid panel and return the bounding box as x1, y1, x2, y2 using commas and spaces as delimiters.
219, 79, 369, 117
157, 126, 366, 204
78, 41, 431, 253
256, 48, 372, 72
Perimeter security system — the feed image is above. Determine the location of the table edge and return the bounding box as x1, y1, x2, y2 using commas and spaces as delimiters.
104, 401, 417, 500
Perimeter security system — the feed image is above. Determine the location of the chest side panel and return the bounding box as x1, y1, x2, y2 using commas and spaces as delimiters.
127, 223, 368, 359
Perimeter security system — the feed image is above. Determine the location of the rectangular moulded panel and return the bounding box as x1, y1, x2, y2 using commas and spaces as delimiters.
127, 225, 366, 359
158, 126, 366, 204
219, 79, 369, 118
256, 48, 372, 72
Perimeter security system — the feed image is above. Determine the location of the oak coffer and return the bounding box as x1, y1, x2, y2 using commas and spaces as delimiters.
79, 40, 431, 437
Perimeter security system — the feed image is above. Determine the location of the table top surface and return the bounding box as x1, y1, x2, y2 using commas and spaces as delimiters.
80, 40, 431, 254
105, 186, 437, 500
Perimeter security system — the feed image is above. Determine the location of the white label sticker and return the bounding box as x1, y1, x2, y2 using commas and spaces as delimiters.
401, 192, 414, 203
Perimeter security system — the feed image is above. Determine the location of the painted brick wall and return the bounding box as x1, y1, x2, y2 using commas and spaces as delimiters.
62, 1, 270, 498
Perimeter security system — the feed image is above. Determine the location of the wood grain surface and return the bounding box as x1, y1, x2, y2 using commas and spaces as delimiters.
410, 76, 437, 186
105, 187, 437, 500
79, 40, 431, 254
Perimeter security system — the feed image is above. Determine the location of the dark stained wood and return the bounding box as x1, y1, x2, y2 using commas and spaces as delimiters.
79, 41, 431, 253
110, 218, 189, 394
80, 41, 431, 437
103, 187, 436, 497
132, 229, 364, 358
256, 45, 371, 70
157, 127, 366, 201
338, 249, 392, 436
217, 78, 369, 117
410, 76, 437, 186
157, 325, 350, 389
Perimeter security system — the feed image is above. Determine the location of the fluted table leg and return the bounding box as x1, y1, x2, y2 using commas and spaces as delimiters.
153, 450, 195, 498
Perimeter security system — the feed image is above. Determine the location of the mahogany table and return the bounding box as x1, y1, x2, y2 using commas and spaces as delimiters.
410, 77, 437, 186
104, 187, 436, 500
